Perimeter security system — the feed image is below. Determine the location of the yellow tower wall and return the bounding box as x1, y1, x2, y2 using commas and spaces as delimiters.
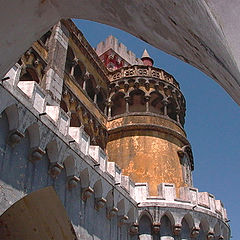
106, 115, 190, 196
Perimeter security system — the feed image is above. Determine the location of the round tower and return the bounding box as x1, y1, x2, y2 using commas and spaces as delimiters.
106, 50, 193, 196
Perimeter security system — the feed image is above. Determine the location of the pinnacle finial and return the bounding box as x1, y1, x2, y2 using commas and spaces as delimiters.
141, 49, 151, 59
141, 49, 154, 66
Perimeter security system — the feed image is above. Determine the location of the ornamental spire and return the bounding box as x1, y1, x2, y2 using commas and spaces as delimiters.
141, 49, 154, 66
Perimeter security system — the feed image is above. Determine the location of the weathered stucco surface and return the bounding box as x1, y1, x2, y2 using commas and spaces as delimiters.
107, 115, 188, 196
1, 0, 240, 104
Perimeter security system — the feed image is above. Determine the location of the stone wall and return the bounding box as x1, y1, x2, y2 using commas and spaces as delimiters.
0, 65, 230, 239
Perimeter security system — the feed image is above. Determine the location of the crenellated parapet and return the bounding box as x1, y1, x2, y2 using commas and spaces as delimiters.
0, 71, 137, 230
95, 35, 143, 67
132, 182, 229, 239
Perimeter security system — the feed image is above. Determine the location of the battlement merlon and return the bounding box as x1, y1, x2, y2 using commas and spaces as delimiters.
95, 35, 142, 66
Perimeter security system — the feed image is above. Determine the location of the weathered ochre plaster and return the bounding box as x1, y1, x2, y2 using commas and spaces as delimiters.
107, 116, 188, 196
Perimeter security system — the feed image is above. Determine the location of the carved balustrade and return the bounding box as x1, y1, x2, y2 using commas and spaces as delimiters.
108, 65, 180, 88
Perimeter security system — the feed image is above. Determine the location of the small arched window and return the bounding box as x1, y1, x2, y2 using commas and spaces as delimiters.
139, 214, 152, 240
160, 215, 174, 239
73, 64, 84, 87
85, 75, 96, 101
149, 92, 164, 114
97, 90, 106, 112
111, 92, 125, 117
129, 89, 145, 112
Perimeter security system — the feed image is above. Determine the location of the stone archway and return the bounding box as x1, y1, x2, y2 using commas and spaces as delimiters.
0, 186, 77, 240
1, 1, 240, 105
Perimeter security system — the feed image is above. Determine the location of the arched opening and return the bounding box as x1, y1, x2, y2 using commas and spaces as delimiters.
139, 214, 153, 240
85, 75, 96, 101
73, 62, 85, 87
129, 89, 145, 113
197, 223, 206, 240
167, 98, 177, 122
111, 92, 125, 117
149, 91, 164, 114
97, 89, 106, 112
60, 99, 68, 113
0, 187, 77, 240
70, 112, 81, 127
160, 215, 174, 240
19, 68, 40, 84
214, 222, 221, 240
181, 218, 191, 240
65, 46, 75, 74
93, 180, 103, 199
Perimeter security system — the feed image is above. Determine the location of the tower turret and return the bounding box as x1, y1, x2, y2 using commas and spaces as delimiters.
106, 61, 190, 196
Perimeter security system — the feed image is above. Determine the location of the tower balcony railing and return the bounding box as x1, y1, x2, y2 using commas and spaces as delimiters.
108, 65, 180, 89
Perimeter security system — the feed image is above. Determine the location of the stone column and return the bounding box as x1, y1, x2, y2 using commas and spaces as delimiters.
70, 58, 78, 77
162, 99, 169, 116
44, 21, 69, 103
107, 101, 113, 118
176, 107, 181, 124
145, 95, 150, 112
124, 96, 130, 113
83, 71, 90, 91
94, 86, 100, 104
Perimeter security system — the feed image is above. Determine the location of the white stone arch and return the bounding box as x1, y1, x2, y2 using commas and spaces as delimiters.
93, 179, 103, 199
182, 213, 195, 230
1, 1, 240, 107
4, 104, 19, 131
200, 217, 210, 233
0, 186, 77, 239
63, 155, 76, 177
0, 90, 17, 116
127, 206, 137, 223
181, 216, 192, 240
160, 212, 175, 240
138, 210, 154, 224
79, 167, 90, 188
27, 122, 40, 148
222, 224, 229, 240
46, 140, 59, 163
117, 198, 126, 216
105, 189, 114, 209
214, 222, 221, 239
138, 212, 153, 240
163, 210, 175, 227
196, 218, 210, 240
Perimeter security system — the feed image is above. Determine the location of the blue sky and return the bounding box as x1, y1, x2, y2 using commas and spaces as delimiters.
73, 19, 240, 238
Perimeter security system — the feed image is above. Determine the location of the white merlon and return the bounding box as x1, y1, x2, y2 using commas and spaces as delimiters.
107, 162, 122, 184
135, 183, 228, 221
89, 145, 107, 172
